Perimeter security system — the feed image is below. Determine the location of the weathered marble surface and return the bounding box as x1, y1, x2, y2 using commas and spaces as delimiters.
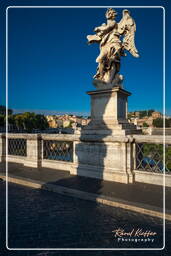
87, 8, 139, 89
82, 87, 141, 135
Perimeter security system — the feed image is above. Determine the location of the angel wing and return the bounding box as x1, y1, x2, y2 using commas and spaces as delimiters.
118, 10, 139, 58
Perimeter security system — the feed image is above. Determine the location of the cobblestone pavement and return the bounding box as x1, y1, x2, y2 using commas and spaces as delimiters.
0, 180, 171, 256
2, 163, 170, 210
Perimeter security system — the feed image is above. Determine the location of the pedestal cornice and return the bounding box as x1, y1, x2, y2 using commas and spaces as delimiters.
86, 86, 131, 97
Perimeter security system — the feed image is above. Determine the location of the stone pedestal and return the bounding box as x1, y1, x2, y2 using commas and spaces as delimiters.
72, 86, 141, 184
71, 137, 135, 183
82, 86, 141, 135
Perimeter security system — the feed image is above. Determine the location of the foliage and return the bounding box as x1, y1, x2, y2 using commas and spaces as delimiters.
153, 118, 163, 127
166, 145, 171, 171
143, 144, 163, 160
7, 115, 15, 125
142, 122, 149, 127
139, 109, 155, 118
34, 114, 49, 130
22, 112, 49, 132
148, 109, 155, 116
139, 111, 148, 118
166, 119, 170, 126
0, 105, 13, 115
152, 118, 171, 128
0, 114, 5, 126
63, 120, 71, 128
12, 112, 49, 132
166, 118, 171, 127
127, 113, 133, 119
143, 143, 171, 172
14, 114, 25, 130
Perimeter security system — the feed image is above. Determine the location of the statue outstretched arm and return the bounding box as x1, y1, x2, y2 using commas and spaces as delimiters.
94, 20, 115, 34
87, 20, 115, 44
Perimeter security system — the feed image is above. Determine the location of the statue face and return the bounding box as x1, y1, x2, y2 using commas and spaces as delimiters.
105, 9, 117, 19
123, 9, 130, 16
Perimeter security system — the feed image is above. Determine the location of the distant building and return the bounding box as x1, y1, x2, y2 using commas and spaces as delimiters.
46, 115, 58, 128
46, 115, 91, 129
81, 118, 91, 126
128, 110, 163, 128
151, 111, 162, 119
135, 111, 140, 118
136, 117, 153, 127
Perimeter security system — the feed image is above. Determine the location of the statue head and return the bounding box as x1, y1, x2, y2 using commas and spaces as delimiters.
105, 8, 117, 20
122, 9, 130, 16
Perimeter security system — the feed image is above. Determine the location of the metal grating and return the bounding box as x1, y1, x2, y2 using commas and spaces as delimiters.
43, 140, 73, 162
166, 144, 171, 173
136, 143, 171, 174
8, 138, 27, 156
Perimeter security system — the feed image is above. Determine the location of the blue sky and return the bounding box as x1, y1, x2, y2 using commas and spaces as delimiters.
0, 0, 170, 116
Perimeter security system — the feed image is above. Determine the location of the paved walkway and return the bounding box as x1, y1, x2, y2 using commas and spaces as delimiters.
1, 181, 171, 255
0, 163, 171, 216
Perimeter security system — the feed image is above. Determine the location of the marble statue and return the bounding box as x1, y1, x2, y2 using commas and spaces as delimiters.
87, 8, 139, 89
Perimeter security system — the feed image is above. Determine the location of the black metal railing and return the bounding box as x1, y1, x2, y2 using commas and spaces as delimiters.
8, 138, 27, 156
136, 143, 171, 174
43, 140, 73, 162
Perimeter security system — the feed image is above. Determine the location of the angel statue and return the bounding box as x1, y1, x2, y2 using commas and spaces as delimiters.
87, 8, 139, 89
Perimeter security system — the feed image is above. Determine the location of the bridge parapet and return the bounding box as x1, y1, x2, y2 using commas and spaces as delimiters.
0, 133, 170, 186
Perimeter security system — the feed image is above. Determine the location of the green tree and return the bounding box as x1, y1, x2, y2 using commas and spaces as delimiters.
22, 112, 34, 131
63, 120, 71, 128
153, 118, 163, 128
14, 114, 24, 130
148, 109, 155, 116
127, 113, 132, 119
165, 118, 171, 127
0, 114, 5, 126
166, 145, 171, 172
8, 108, 13, 115
14, 112, 49, 132
139, 110, 148, 118
7, 115, 15, 125
153, 118, 171, 128
143, 122, 149, 127
34, 114, 49, 130
0, 105, 13, 115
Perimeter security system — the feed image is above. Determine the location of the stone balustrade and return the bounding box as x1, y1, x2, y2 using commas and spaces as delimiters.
0, 133, 171, 186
